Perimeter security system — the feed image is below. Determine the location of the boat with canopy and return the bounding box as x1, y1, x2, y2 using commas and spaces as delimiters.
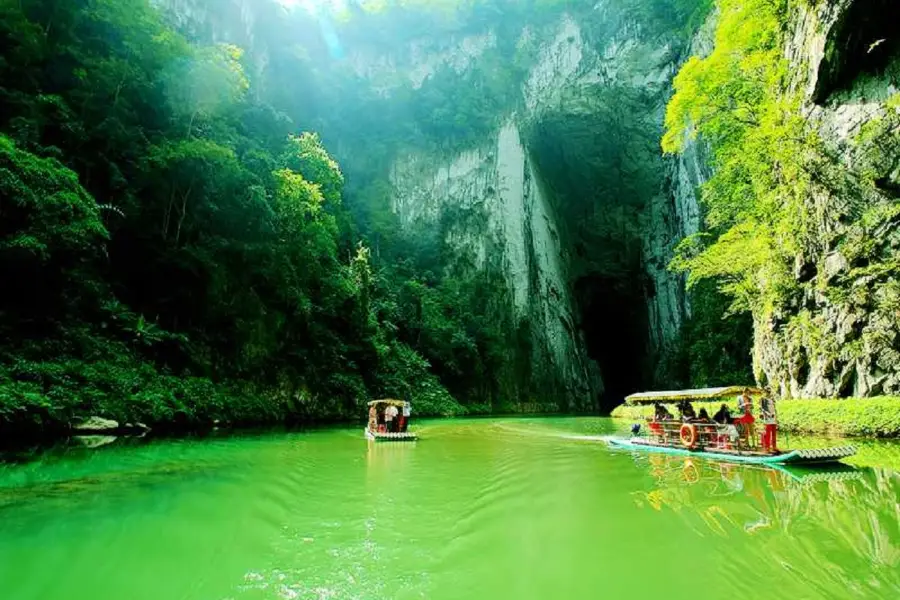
605, 386, 856, 466
365, 399, 418, 442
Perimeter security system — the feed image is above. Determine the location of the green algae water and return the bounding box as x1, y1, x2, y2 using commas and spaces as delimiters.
1, 418, 898, 600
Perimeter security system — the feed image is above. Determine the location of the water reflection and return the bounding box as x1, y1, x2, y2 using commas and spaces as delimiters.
632, 454, 900, 598
365, 438, 417, 475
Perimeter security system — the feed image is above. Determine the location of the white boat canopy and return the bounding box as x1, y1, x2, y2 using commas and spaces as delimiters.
625, 386, 765, 404
367, 398, 405, 407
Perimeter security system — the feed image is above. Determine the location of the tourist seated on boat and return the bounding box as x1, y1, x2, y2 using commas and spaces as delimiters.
368, 404, 378, 432
678, 400, 697, 421
713, 404, 732, 424
653, 402, 673, 421
697, 408, 711, 422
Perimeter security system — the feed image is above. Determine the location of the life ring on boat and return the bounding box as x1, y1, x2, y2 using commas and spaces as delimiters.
680, 424, 698, 449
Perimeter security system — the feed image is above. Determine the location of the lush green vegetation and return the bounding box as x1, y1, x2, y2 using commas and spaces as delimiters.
662, 0, 900, 395
664, 0, 811, 316
2, 0, 541, 438
0, 0, 736, 437
655, 281, 754, 388
5, 0, 891, 440
611, 397, 900, 437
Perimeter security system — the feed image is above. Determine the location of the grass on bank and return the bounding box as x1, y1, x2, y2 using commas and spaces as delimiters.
611, 397, 900, 438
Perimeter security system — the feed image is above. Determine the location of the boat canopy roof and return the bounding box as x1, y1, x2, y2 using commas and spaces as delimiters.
367, 398, 406, 407
625, 386, 764, 405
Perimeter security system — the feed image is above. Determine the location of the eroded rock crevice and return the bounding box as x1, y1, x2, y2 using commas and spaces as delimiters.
812, 0, 900, 103
526, 111, 661, 409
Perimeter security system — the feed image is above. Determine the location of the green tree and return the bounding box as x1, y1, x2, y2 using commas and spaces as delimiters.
664, 0, 812, 317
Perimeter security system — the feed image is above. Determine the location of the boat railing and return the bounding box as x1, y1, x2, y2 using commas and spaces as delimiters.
645, 418, 757, 452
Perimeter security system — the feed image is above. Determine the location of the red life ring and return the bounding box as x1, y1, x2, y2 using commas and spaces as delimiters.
680, 423, 698, 448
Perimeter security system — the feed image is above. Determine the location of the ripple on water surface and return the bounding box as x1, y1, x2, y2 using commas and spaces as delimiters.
0, 418, 898, 600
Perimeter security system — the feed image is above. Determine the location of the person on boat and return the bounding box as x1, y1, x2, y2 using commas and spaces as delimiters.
400, 401, 411, 432
653, 402, 673, 421
697, 408, 711, 422
735, 388, 756, 448
678, 400, 697, 421
713, 403, 732, 424
368, 404, 378, 432
384, 403, 399, 432
760, 392, 778, 453
711, 404, 733, 449
648, 403, 666, 439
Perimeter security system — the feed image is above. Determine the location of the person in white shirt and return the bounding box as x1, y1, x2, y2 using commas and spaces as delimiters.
401, 402, 411, 432
384, 404, 398, 432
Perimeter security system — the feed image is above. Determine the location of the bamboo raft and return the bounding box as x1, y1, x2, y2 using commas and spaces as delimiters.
605, 436, 856, 465
607, 386, 856, 466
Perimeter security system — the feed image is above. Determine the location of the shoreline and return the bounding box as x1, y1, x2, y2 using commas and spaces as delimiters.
3, 397, 898, 456
0, 405, 591, 454
610, 397, 900, 438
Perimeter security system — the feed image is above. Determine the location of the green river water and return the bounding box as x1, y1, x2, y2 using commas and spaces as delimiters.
1, 418, 898, 600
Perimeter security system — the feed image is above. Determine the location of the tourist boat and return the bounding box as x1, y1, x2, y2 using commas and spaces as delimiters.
364, 399, 418, 442
606, 386, 856, 466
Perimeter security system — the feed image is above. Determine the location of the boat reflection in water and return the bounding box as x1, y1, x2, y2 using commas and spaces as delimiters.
631, 453, 900, 597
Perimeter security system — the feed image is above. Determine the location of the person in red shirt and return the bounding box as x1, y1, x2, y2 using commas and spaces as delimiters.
760, 392, 778, 453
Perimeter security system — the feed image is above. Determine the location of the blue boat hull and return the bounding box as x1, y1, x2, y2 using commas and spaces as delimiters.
604, 437, 855, 465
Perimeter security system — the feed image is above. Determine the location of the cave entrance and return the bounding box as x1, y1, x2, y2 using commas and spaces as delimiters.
813, 0, 900, 103
527, 92, 664, 412
574, 273, 650, 412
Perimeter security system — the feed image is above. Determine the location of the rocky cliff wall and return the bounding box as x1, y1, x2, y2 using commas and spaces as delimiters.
161, 0, 899, 401
383, 13, 612, 409
752, 0, 900, 397
382, 3, 703, 407
153, 0, 713, 406
390, 119, 599, 408
644, 13, 715, 356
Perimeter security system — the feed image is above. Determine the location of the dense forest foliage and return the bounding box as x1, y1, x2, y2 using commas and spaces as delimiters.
1, 0, 518, 437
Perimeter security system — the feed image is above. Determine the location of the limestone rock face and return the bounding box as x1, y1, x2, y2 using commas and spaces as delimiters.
158, 2, 900, 402
645, 13, 716, 355
383, 5, 687, 408
390, 120, 599, 408
752, 0, 900, 398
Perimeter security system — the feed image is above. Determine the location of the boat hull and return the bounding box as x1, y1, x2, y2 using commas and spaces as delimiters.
604, 436, 855, 465
364, 428, 418, 442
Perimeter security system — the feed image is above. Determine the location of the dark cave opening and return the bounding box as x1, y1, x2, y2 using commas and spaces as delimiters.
813, 0, 900, 103
526, 94, 664, 412
575, 273, 650, 413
